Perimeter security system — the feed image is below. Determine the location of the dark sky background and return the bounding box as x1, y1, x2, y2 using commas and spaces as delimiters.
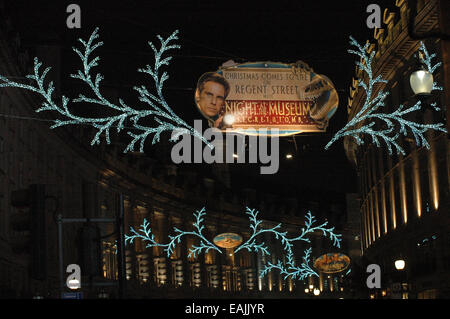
3, 0, 400, 215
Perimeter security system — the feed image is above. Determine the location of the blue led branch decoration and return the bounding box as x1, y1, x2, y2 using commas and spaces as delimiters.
235, 208, 341, 280
418, 42, 442, 92
260, 247, 318, 281
125, 206, 342, 281
325, 37, 446, 155
125, 207, 221, 258
0, 28, 212, 152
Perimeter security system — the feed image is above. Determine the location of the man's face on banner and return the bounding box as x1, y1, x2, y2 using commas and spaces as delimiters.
197, 81, 226, 118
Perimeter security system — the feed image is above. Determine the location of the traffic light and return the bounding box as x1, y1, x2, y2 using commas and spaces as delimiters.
10, 184, 47, 280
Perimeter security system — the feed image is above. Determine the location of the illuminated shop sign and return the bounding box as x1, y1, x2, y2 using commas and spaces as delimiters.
194, 61, 339, 136
313, 253, 350, 273
213, 233, 243, 249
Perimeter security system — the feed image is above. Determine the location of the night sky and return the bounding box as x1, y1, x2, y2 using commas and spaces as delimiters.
3, 0, 400, 214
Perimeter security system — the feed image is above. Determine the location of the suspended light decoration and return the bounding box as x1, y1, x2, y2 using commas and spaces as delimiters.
325, 37, 446, 155
0, 28, 212, 152
125, 207, 342, 281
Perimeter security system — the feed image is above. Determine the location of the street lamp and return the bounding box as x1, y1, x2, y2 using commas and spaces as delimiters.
394, 259, 408, 299
67, 278, 81, 290
313, 288, 320, 296
394, 259, 406, 271
409, 65, 433, 97
410, 60, 435, 124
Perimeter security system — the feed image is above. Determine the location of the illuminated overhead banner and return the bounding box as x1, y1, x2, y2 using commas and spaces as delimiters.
213, 233, 243, 249
194, 61, 339, 136
313, 253, 350, 274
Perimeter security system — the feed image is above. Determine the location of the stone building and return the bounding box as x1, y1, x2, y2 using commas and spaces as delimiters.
344, 0, 450, 298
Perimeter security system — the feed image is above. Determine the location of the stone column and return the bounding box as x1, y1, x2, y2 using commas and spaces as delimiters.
319, 272, 324, 292
145, 207, 155, 285
377, 150, 388, 235
171, 215, 184, 287
124, 199, 134, 281
179, 217, 190, 288
154, 211, 168, 285
217, 246, 225, 291
165, 213, 173, 287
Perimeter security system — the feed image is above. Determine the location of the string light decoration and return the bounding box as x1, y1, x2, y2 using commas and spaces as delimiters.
125, 208, 221, 258
0, 28, 212, 152
236, 208, 341, 280
325, 36, 446, 155
125, 207, 342, 281
418, 42, 442, 92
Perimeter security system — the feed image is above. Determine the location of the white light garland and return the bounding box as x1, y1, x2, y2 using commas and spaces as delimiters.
125, 207, 342, 281
325, 37, 446, 155
0, 28, 212, 152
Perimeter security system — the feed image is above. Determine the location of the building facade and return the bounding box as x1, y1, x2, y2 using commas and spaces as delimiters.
344, 0, 450, 299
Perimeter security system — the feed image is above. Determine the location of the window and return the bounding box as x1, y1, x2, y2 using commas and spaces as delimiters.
418, 289, 438, 299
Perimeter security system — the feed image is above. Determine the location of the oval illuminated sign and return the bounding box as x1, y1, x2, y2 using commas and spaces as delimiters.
313, 253, 351, 274
194, 61, 339, 136
213, 233, 243, 249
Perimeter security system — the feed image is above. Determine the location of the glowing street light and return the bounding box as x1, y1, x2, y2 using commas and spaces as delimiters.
394, 259, 405, 270
394, 259, 407, 299
313, 288, 320, 296
410, 67, 433, 96
67, 278, 81, 290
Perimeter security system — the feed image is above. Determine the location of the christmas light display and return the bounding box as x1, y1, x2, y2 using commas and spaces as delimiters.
125, 208, 221, 258
125, 207, 342, 281
418, 42, 442, 91
236, 208, 341, 280
325, 37, 446, 155
0, 28, 212, 152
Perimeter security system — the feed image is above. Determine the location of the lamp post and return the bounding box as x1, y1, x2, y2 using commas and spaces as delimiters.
67, 278, 81, 290
394, 259, 407, 299
410, 59, 436, 126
